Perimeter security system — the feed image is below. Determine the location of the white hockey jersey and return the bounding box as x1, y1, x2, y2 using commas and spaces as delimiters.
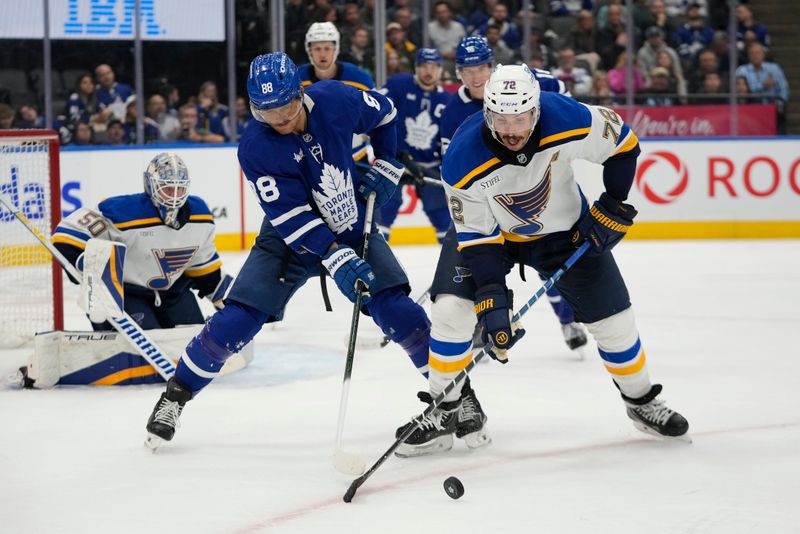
441, 91, 639, 250
53, 193, 221, 291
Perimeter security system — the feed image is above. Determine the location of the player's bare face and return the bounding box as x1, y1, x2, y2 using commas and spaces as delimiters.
310, 42, 336, 72
259, 97, 304, 135
416, 62, 441, 88
459, 64, 492, 99
490, 111, 535, 150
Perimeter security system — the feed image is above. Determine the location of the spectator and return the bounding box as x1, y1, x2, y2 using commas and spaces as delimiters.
688, 48, 724, 93
17, 104, 45, 129
223, 96, 252, 140
636, 0, 679, 41
467, 0, 497, 35
65, 73, 100, 126
549, 1, 594, 17
385, 22, 416, 68
393, 7, 422, 47
196, 81, 229, 139
529, 29, 557, 70
0, 103, 14, 129
285, 0, 310, 62
309, 0, 334, 23
640, 66, 678, 106
158, 83, 181, 117
565, 10, 600, 70
552, 47, 593, 97
342, 27, 375, 74
428, 1, 467, 77
637, 26, 681, 84
485, 24, 516, 66
663, 0, 706, 18
735, 4, 770, 52
105, 119, 126, 145
656, 49, 687, 98
177, 103, 225, 144
527, 51, 546, 71
674, 2, 714, 66
735, 42, 789, 132
147, 94, 181, 140
691, 72, 727, 104
735, 75, 750, 103
595, 3, 630, 70
122, 96, 160, 144
94, 64, 133, 120
608, 51, 646, 96
72, 121, 94, 145
709, 30, 733, 73
386, 48, 409, 76
591, 70, 615, 106
478, 2, 521, 50
339, 2, 370, 49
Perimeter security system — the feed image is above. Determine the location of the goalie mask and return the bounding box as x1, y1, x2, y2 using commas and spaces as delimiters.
143, 152, 190, 228
483, 65, 541, 151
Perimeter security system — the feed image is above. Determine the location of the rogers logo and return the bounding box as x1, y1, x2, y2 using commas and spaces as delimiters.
635, 151, 689, 204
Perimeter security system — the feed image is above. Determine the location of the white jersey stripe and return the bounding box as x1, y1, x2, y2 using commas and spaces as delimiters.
271, 204, 312, 226
284, 218, 325, 245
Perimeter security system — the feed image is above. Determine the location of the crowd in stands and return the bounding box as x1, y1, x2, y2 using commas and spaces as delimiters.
0, 0, 790, 143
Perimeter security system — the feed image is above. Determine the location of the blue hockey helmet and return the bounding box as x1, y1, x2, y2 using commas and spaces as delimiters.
247, 53, 302, 115
455, 36, 494, 69
415, 48, 442, 65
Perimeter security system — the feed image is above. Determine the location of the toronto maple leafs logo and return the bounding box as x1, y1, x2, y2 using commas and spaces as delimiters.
311, 163, 358, 234
405, 110, 438, 151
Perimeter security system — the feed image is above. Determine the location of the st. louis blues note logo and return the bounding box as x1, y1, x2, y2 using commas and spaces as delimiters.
148, 247, 198, 289
494, 152, 558, 236
453, 266, 472, 283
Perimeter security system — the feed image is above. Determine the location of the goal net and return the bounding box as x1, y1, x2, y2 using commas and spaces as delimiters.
0, 130, 63, 348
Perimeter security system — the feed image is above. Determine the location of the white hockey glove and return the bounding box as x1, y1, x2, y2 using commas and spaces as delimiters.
77, 238, 127, 324
207, 273, 234, 310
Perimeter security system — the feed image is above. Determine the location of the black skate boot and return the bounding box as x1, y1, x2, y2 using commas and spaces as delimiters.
561, 322, 588, 351
145, 377, 192, 450
622, 384, 689, 439
456, 377, 491, 449
395, 392, 459, 458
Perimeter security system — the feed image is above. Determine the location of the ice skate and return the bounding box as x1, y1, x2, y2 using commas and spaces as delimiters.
395, 392, 459, 457
561, 322, 588, 358
456, 377, 491, 449
623, 384, 690, 442
145, 377, 192, 450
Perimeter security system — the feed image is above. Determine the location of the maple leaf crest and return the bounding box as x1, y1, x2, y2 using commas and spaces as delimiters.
311, 163, 358, 233
404, 110, 438, 151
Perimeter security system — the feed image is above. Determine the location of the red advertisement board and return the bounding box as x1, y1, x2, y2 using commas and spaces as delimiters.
615, 104, 777, 137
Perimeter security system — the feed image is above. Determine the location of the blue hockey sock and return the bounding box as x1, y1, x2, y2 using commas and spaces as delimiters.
545, 285, 575, 325
367, 288, 431, 377
175, 301, 266, 394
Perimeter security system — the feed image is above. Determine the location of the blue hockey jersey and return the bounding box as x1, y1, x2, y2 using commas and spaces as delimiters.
439, 68, 569, 155
237, 81, 398, 257
380, 73, 452, 171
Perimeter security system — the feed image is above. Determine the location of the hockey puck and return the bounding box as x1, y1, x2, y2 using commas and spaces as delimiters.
443, 476, 464, 499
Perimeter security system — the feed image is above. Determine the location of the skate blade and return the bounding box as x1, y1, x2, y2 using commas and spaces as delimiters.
632, 421, 693, 443
461, 427, 492, 449
395, 435, 454, 458
144, 433, 164, 452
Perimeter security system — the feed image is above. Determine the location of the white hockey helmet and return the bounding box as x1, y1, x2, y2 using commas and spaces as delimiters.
483, 64, 541, 145
305, 22, 340, 67
143, 152, 190, 227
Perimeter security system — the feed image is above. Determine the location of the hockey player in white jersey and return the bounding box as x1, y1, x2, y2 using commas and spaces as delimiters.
52, 153, 230, 331
395, 65, 689, 456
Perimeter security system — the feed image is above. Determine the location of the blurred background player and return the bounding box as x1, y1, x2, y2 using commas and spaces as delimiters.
378, 48, 452, 243
397, 65, 689, 456
145, 53, 432, 448
441, 36, 587, 354
52, 153, 230, 330
298, 22, 375, 163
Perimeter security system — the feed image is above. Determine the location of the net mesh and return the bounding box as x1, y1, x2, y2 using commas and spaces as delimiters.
0, 137, 56, 347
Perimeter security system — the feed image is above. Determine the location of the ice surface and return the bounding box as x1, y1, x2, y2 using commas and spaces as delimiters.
1, 241, 799, 533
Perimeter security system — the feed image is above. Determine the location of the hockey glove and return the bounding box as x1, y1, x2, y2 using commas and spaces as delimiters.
321, 245, 375, 304
572, 192, 638, 256
474, 284, 526, 364
397, 151, 426, 188
207, 273, 234, 310
357, 157, 404, 208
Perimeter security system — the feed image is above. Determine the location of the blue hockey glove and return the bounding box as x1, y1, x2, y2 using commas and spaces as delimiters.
208, 273, 234, 310
474, 284, 526, 364
357, 157, 404, 208
572, 192, 638, 256
321, 245, 375, 304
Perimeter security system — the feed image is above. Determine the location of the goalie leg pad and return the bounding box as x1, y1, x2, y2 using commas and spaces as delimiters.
429, 295, 475, 402
367, 287, 431, 376
175, 300, 267, 394
78, 239, 127, 324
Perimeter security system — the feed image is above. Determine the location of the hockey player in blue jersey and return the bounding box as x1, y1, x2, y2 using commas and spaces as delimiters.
52, 153, 230, 331
145, 53, 433, 448
378, 48, 453, 242
396, 65, 689, 456
440, 36, 588, 354
298, 22, 375, 162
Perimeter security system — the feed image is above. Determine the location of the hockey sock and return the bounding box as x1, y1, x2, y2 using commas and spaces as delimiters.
428, 295, 475, 402
367, 288, 431, 376
541, 277, 575, 325
175, 301, 267, 394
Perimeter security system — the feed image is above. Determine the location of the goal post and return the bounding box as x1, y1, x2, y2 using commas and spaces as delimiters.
0, 129, 63, 347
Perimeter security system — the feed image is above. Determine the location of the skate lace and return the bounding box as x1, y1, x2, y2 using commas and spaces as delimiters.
417, 409, 450, 431
634, 398, 674, 426
459, 395, 477, 422
153, 398, 182, 428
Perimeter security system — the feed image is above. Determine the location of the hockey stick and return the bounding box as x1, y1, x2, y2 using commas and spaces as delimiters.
355, 161, 442, 188
333, 192, 377, 476
343, 241, 591, 502
0, 195, 176, 381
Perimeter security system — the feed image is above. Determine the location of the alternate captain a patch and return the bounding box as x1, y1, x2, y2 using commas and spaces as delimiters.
148, 247, 198, 289
493, 152, 558, 236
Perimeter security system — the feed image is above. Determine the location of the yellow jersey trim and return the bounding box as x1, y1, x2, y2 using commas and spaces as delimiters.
614, 132, 639, 155
52, 235, 87, 249
456, 235, 505, 251
539, 127, 591, 148
184, 260, 222, 277
115, 217, 162, 229
452, 157, 501, 190
501, 231, 547, 243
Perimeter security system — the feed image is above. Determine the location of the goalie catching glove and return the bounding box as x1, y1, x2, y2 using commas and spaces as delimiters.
76, 238, 127, 323
572, 192, 638, 256
474, 284, 526, 363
